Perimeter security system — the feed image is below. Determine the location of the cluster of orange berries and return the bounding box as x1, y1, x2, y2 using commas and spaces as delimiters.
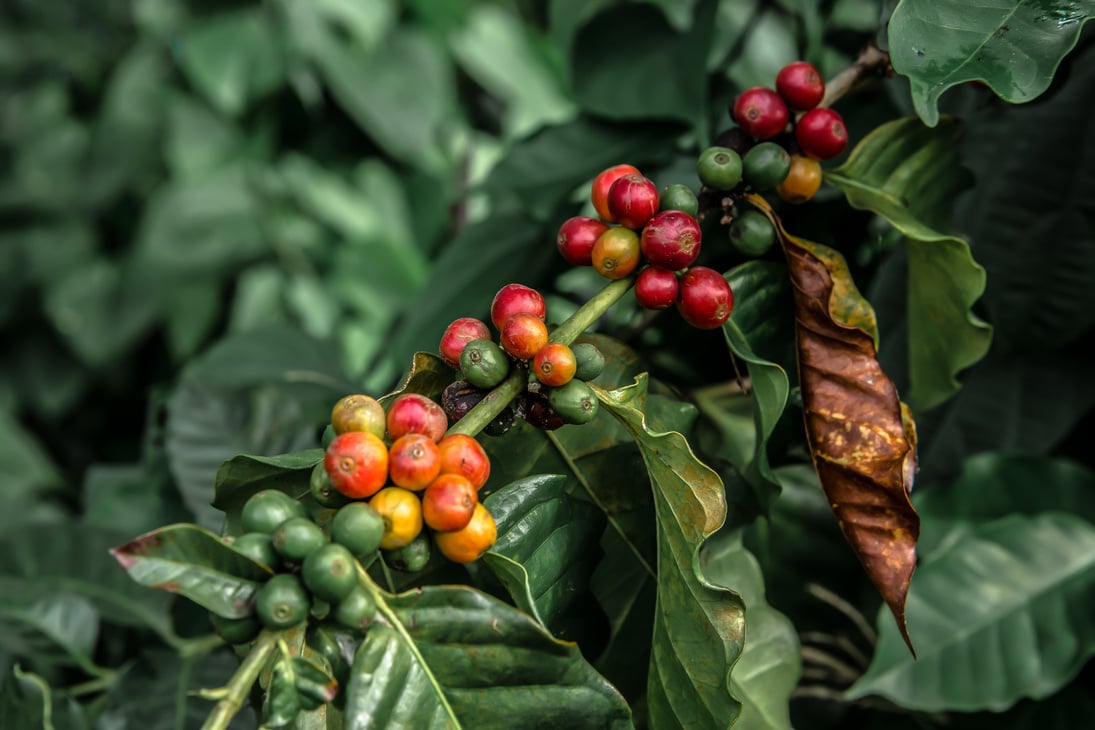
320, 393, 497, 565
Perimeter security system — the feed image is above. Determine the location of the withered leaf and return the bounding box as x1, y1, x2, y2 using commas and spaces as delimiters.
747, 195, 919, 653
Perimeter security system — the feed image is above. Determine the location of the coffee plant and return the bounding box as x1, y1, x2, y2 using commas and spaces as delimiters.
2, 1, 1094, 728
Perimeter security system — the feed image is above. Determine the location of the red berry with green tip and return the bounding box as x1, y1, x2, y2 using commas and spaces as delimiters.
640, 210, 702, 270
776, 61, 825, 110
635, 267, 679, 310
677, 267, 734, 329
556, 216, 608, 266
607, 174, 660, 229
796, 107, 848, 160
732, 87, 789, 140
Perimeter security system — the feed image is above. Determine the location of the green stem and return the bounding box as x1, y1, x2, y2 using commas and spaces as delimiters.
200, 630, 278, 730
445, 276, 635, 439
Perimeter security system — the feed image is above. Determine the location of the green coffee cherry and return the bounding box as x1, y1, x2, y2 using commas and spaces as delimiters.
256, 574, 310, 629
210, 613, 261, 645
571, 342, 605, 382
333, 585, 376, 631
548, 379, 599, 425
241, 490, 307, 535
330, 502, 386, 560
302, 543, 358, 603
729, 209, 777, 257
659, 184, 699, 217
310, 461, 350, 508
382, 533, 431, 573
742, 142, 792, 192
232, 532, 279, 570
460, 339, 510, 389
697, 146, 743, 190
272, 517, 328, 564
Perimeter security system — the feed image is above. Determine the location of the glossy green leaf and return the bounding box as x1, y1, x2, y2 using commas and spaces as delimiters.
571, 2, 714, 125
848, 513, 1095, 711
701, 530, 799, 730
888, 0, 1092, 126
826, 116, 992, 411
0, 583, 100, 675
597, 375, 744, 729
0, 524, 176, 642
719, 261, 793, 513
177, 8, 285, 116
344, 585, 632, 729
0, 665, 88, 730
481, 474, 603, 630
915, 453, 1095, 556
212, 450, 322, 535
958, 44, 1095, 353
110, 523, 273, 619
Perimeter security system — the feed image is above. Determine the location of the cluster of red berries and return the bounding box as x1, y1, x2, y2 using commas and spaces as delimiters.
556, 164, 734, 330
438, 283, 605, 430
321, 393, 497, 566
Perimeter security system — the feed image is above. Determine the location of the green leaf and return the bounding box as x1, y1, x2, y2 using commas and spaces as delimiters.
0, 410, 60, 498
719, 262, 793, 513
0, 584, 100, 675
887, 0, 1092, 126
701, 531, 800, 730
212, 450, 322, 535
177, 7, 286, 116
344, 585, 633, 729
110, 523, 273, 619
848, 513, 1095, 711
0, 524, 176, 642
958, 44, 1095, 353
0, 665, 88, 730
826, 116, 993, 411
915, 453, 1095, 556
481, 474, 603, 631
571, 2, 715, 126
597, 375, 744, 729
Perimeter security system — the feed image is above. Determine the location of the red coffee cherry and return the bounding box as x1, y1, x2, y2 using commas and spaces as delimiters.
591, 164, 641, 222
634, 266, 679, 310
776, 61, 825, 110
732, 87, 789, 140
386, 393, 448, 443
325, 431, 389, 499
500, 313, 549, 360
795, 107, 848, 160
677, 267, 734, 329
606, 174, 660, 230
640, 210, 702, 271
439, 317, 491, 368
388, 433, 442, 491
557, 216, 609, 266
490, 283, 546, 331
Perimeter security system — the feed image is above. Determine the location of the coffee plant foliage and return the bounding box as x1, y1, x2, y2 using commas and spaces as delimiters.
1, 1, 1093, 728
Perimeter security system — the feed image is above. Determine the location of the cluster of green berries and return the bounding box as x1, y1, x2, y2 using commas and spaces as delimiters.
438, 283, 606, 432
556, 164, 734, 330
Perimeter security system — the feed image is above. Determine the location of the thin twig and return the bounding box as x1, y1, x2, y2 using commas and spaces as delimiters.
806, 583, 878, 645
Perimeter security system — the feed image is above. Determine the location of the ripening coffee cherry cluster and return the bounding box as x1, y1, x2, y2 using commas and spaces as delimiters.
557, 164, 734, 330
438, 284, 607, 432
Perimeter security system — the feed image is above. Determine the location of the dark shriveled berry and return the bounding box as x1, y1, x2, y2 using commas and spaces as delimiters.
519, 392, 565, 431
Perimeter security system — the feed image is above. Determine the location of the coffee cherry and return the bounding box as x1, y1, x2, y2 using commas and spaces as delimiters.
571, 342, 605, 381
742, 142, 792, 191
635, 266, 679, 310
241, 490, 307, 535
334, 585, 376, 631
500, 313, 549, 360
330, 502, 386, 559
490, 283, 546, 331
607, 174, 659, 229
732, 87, 789, 140
712, 127, 754, 156
557, 216, 609, 266
677, 267, 734, 329
796, 107, 848, 160
776, 61, 825, 110
659, 184, 699, 217
325, 431, 389, 499
548, 379, 599, 425
437, 434, 491, 490
301, 543, 358, 603
422, 473, 478, 532
776, 154, 823, 203
369, 487, 423, 550
533, 342, 577, 387
520, 391, 565, 431
460, 338, 510, 389
729, 209, 777, 257
382, 533, 431, 573
310, 461, 350, 509
640, 210, 702, 270
272, 517, 328, 563
330, 394, 386, 439
210, 613, 261, 645
591, 164, 641, 222
232, 532, 279, 569
697, 146, 743, 190
256, 574, 310, 629
433, 503, 497, 564
386, 393, 447, 443
387, 433, 442, 491
592, 227, 641, 280
439, 318, 491, 369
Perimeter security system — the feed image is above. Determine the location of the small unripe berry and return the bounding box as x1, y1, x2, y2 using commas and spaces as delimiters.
776, 154, 823, 203
640, 210, 702, 270
634, 267, 679, 310
742, 142, 792, 191
606, 174, 660, 229
490, 284, 546, 331
732, 87, 789, 140
591, 164, 641, 222
729, 209, 777, 257
659, 184, 699, 217
776, 61, 825, 110
697, 146, 743, 191
439, 318, 491, 368
556, 216, 608, 266
796, 107, 848, 160
592, 227, 641, 280
677, 267, 734, 329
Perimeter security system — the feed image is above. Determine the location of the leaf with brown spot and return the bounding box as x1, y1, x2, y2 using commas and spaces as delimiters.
746, 195, 920, 653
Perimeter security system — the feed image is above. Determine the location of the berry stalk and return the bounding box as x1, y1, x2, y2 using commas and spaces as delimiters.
446, 275, 635, 438
818, 44, 890, 109
200, 629, 279, 730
